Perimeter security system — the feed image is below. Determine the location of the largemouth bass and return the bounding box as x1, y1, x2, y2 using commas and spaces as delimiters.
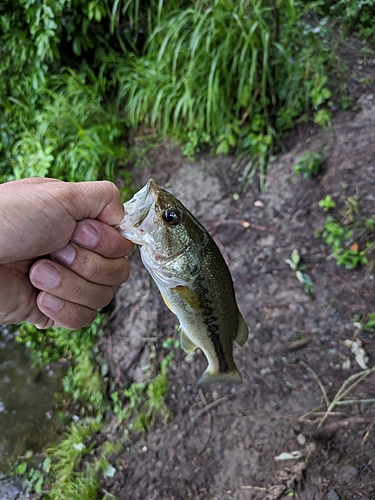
118, 179, 248, 387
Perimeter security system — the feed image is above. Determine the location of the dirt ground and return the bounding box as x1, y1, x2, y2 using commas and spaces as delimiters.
99, 42, 375, 500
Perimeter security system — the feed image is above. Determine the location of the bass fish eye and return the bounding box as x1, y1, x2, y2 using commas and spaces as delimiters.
162, 208, 181, 226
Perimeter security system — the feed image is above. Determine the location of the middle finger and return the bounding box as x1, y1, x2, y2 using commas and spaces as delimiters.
50, 242, 131, 286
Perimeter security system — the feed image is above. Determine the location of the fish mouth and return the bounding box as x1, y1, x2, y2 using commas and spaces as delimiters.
117, 179, 159, 243
122, 179, 158, 228
123, 179, 157, 215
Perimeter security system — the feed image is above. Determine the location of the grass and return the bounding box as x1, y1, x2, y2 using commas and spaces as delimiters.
14, 316, 174, 498
106, 0, 335, 186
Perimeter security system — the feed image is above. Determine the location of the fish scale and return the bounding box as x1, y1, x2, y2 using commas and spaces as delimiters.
117, 179, 248, 387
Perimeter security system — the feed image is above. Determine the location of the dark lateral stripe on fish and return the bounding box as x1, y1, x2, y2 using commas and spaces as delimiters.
209, 330, 230, 373
199, 286, 230, 374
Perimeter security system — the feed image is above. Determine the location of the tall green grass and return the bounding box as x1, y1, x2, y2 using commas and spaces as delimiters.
106, 0, 334, 185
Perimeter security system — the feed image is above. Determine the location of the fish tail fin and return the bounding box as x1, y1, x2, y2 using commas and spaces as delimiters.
234, 313, 249, 347
196, 365, 242, 388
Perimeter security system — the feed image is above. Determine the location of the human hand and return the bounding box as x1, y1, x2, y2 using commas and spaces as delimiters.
0, 178, 133, 329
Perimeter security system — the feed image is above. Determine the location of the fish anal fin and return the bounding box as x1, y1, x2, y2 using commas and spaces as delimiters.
173, 285, 203, 311
180, 330, 197, 353
234, 313, 248, 347
196, 366, 242, 388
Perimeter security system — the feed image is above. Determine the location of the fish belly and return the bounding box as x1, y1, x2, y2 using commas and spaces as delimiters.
160, 284, 243, 387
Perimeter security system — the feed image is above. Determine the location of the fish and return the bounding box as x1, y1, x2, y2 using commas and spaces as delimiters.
117, 179, 248, 387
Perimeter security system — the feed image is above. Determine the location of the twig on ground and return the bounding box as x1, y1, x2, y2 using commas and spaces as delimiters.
299, 362, 375, 427
284, 338, 312, 350
300, 361, 330, 409
196, 389, 213, 455
241, 486, 267, 491
172, 393, 234, 446
328, 270, 359, 295
319, 366, 375, 427
203, 218, 278, 234
336, 399, 375, 406
362, 418, 375, 446
259, 301, 310, 309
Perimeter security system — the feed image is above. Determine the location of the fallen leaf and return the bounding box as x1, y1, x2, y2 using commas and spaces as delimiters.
274, 451, 303, 461
343, 339, 369, 369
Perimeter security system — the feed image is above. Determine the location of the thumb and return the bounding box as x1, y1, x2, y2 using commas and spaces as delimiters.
0, 265, 48, 326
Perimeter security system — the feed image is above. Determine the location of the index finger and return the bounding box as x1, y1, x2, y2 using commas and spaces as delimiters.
62, 181, 126, 225
70, 219, 133, 258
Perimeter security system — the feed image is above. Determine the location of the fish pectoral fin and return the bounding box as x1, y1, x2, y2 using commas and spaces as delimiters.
234, 313, 248, 347
197, 366, 242, 388
173, 285, 203, 311
160, 292, 175, 313
180, 330, 197, 353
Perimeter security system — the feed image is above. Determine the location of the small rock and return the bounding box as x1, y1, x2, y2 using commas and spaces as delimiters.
348, 466, 358, 477
297, 433, 306, 445
327, 489, 340, 500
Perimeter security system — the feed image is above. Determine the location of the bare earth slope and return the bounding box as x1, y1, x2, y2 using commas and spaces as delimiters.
101, 84, 375, 499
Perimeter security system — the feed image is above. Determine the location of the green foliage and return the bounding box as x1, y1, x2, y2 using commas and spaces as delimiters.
363, 313, 375, 332
293, 151, 324, 178
17, 315, 106, 412
331, 0, 375, 42
317, 216, 371, 270
15, 419, 122, 499
10, 69, 129, 183
318, 194, 336, 211
46, 419, 103, 500
0, 0, 140, 188
108, 0, 334, 185
285, 249, 315, 298
114, 353, 172, 433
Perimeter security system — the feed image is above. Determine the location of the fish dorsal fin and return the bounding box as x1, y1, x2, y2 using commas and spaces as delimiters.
234, 313, 248, 347
180, 330, 197, 353
173, 285, 203, 311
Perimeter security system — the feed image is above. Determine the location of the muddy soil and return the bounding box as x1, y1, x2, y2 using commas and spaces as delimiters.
100, 42, 375, 500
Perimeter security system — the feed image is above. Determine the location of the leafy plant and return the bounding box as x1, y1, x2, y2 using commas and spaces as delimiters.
318, 194, 336, 211
317, 216, 370, 270
293, 151, 324, 178
332, 0, 375, 42
285, 249, 315, 298
363, 313, 375, 332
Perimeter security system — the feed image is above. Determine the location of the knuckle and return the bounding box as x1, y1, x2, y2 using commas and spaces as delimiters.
80, 256, 101, 282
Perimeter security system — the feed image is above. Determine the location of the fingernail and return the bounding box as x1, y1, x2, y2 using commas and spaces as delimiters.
39, 292, 64, 311
51, 244, 76, 266
72, 222, 99, 248
31, 262, 61, 288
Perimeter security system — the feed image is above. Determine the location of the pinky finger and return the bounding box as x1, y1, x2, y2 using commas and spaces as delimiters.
37, 291, 98, 330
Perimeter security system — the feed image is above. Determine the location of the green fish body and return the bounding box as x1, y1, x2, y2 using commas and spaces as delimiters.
118, 179, 248, 387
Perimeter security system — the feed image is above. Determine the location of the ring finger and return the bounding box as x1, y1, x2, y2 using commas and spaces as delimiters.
29, 259, 114, 310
